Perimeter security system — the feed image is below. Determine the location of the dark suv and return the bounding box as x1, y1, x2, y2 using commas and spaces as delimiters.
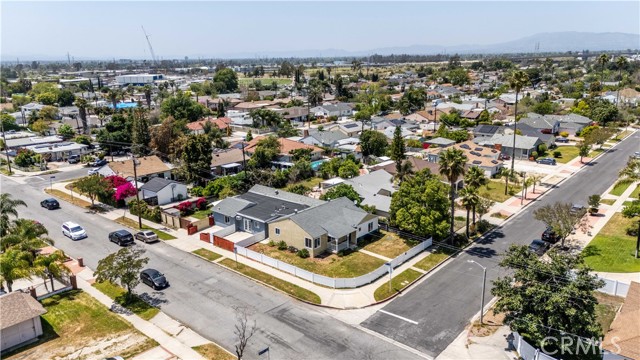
40, 198, 60, 210
541, 226, 559, 243
108, 230, 134, 246
140, 269, 169, 290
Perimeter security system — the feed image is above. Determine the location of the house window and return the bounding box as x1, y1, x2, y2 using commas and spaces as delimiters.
368, 222, 373, 232
224, 216, 230, 224
314, 238, 320, 248
305, 238, 312, 248
275, 228, 280, 235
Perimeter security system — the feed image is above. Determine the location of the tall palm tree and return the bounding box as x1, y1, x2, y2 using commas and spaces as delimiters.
74, 98, 89, 134
464, 166, 488, 224
615, 56, 628, 106
508, 70, 530, 173
34, 250, 69, 292
308, 85, 323, 108
459, 187, 479, 238
597, 53, 610, 83
0, 249, 31, 292
143, 84, 153, 109
107, 88, 119, 109
0, 193, 26, 237
1, 218, 52, 253
439, 148, 467, 240
617, 158, 640, 186
395, 160, 414, 184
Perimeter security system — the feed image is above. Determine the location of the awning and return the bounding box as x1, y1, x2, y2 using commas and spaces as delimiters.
221, 163, 242, 168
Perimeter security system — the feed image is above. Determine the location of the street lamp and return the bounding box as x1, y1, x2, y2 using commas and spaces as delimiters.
467, 260, 487, 325
520, 171, 527, 205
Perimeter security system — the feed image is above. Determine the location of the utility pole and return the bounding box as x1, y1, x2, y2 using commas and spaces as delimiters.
0, 119, 12, 174
241, 141, 247, 170
468, 260, 487, 325
520, 172, 526, 205
131, 154, 143, 229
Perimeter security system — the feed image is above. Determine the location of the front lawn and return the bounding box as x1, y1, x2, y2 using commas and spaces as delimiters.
478, 180, 522, 203
249, 243, 385, 278
93, 281, 160, 320
609, 182, 632, 197
583, 213, 640, 272
115, 216, 176, 240
360, 230, 420, 259
219, 258, 321, 304
630, 184, 640, 199
4, 290, 157, 360
373, 268, 422, 301
192, 248, 223, 262
551, 146, 580, 163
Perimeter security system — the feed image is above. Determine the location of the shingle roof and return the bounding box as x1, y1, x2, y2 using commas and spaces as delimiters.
602, 282, 640, 359
213, 197, 254, 217
287, 197, 369, 238
474, 125, 502, 135
519, 116, 558, 129
247, 185, 323, 207
0, 292, 47, 330
306, 128, 349, 146
344, 170, 395, 213
486, 134, 541, 150
139, 177, 178, 193
107, 156, 171, 178
238, 191, 312, 222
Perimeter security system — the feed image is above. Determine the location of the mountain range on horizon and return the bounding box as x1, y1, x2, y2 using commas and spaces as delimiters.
3, 31, 639, 62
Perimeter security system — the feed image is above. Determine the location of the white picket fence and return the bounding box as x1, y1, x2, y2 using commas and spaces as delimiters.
235, 237, 432, 289
596, 277, 630, 297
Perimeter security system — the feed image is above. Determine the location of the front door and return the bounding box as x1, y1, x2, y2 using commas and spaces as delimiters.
244, 218, 251, 232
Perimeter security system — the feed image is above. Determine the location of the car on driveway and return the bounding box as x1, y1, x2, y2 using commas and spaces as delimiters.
135, 230, 159, 243
555, 137, 569, 143
541, 226, 559, 243
140, 269, 169, 290
536, 158, 557, 165
62, 222, 87, 240
40, 198, 60, 210
108, 230, 134, 246
528, 239, 551, 256
68, 154, 81, 164
88, 168, 100, 175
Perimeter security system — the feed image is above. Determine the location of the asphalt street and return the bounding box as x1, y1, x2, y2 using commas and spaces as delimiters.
361, 132, 640, 358
1, 176, 423, 360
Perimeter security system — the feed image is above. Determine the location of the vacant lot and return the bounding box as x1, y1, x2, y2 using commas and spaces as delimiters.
360, 230, 419, 259
249, 243, 385, 278
5, 290, 157, 360
583, 213, 640, 272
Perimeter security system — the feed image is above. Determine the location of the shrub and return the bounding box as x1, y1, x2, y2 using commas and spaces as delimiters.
297, 249, 310, 258
128, 199, 161, 223
287, 246, 298, 253
190, 186, 204, 196
176, 193, 184, 201
476, 219, 492, 234
195, 197, 208, 210
268, 240, 276, 247
337, 248, 354, 257
559, 131, 569, 138
530, 151, 538, 159
277, 241, 288, 250
626, 226, 638, 237
553, 150, 562, 158
537, 144, 547, 155
177, 201, 194, 216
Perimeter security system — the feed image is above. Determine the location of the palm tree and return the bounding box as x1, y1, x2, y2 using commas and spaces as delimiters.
143, 85, 153, 109
617, 158, 640, 186
615, 56, 628, 106
34, 250, 69, 292
464, 166, 488, 224
107, 88, 119, 109
459, 187, 479, 238
1, 218, 52, 253
0, 249, 31, 292
529, 174, 544, 194
395, 160, 414, 184
308, 85, 323, 108
597, 53, 610, 83
439, 148, 467, 240
508, 70, 530, 173
499, 167, 513, 196
0, 193, 26, 237
74, 98, 89, 134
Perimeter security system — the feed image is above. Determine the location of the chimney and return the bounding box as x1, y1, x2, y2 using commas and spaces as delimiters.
494, 144, 502, 151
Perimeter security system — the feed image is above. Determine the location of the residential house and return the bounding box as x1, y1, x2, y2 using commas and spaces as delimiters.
505, 124, 556, 149
271, 106, 309, 123
186, 117, 232, 135
0, 292, 47, 352
556, 113, 592, 135
424, 137, 456, 148
473, 124, 505, 140
267, 197, 378, 257
244, 137, 323, 166
299, 128, 349, 148
24, 141, 90, 162
211, 148, 246, 176
426, 140, 504, 177
518, 114, 560, 134
5, 135, 63, 150
140, 177, 188, 205
232, 100, 276, 112
97, 155, 172, 181
343, 169, 395, 217
602, 281, 640, 360
482, 134, 543, 160
383, 126, 413, 140
337, 121, 364, 137
371, 155, 465, 189
310, 103, 354, 118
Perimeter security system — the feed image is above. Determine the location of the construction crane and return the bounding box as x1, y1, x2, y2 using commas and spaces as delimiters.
141, 26, 158, 66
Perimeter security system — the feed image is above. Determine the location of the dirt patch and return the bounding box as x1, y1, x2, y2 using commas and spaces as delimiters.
468, 310, 505, 338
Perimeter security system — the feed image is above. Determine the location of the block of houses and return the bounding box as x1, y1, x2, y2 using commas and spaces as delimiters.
211, 148, 246, 176
186, 117, 232, 135
244, 137, 323, 166
371, 155, 465, 189
140, 177, 188, 205
24, 141, 90, 162
0, 292, 47, 352
271, 106, 309, 123
310, 103, 354, 118
299, 128, 349, 148
483, 134, 544, 160
97, 155, 173, 182
518, 114, 560, 134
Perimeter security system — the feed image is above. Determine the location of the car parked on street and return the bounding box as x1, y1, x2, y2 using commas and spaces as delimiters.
108, 230, 134, 246
89, 159, 108, 167
536, 158, 557, 165
135, 230, 159, 243
40, 198, 60, 210
528, 239, 551, 256
541, 226, 559, 243
62, 222, 87, 240
88, 168, 100, 175
570, 203, 586, 215
140, 269, 169, 290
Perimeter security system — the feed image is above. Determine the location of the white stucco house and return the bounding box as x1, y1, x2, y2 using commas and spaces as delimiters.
0, 292, 47, 352
140, 177, 188, 205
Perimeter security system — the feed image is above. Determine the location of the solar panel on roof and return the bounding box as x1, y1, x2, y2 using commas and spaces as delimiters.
344, 123, 358, 128
473, 160, 482, 164
475, 147, 483, 151
491, 160, 498, 164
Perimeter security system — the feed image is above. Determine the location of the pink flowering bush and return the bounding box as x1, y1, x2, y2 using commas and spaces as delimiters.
114, 182, 138, 201
176, 200, 194, 216
105, 175, 128, 188
195, 197, 208, 210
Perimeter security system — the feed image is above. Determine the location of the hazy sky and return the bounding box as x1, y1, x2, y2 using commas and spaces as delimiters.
2, 1, 639, 59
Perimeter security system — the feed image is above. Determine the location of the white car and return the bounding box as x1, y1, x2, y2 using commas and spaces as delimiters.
88, 168, 100, 175
61, 221, 87, 240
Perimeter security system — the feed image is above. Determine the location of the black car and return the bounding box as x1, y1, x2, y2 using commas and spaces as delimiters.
40, 198, 60, 210
93, 159, 108, 167
140, 269, 169, 290
529, 239, 551, 256
541, 226, 559, 243
536, 158, 557, 165
108, 230, 134, 246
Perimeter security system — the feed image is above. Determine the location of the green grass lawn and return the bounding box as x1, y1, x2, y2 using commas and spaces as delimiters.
3, 290, 157, 359
583, 213, 640, 272
93, 281, 160, 320
413, 247, 458, 272
373, 269, 422, 301
588, 148, 605, 158
360, 230, 419, 259
193, 343, 235, 360
600, 199, 616, 206
478, 180, 522, 203
219, 258, 321, 304
551, 146, 580, 163
192, 248, 223, 262
250, 243, 385, 278
294, 177, 324, 189
238, 77, 292, 86
609, 182, 632, 197
115, 216, 176, 240
190, 209, 212, 219
630, 184, 640, 199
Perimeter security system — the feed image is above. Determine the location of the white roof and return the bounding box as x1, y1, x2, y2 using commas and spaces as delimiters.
25, 142, 88, 154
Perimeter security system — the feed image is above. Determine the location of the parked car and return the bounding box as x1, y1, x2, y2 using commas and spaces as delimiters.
541, 226, 559, 243
108, 230, 134, 246
88, 168, 100, 175
633, 151, 640, 159
528, 239, 551, 256
89, 159, 108, 167
536, 158, 557, 165
555, 137, 569, 143
570, 203, 586, 215
68, 154, 81, 164
135, 230, 159, 243
61, 222, 87, 240
140, 269, 169, 290
40, 198, 60, 210
499, 154, 510, 160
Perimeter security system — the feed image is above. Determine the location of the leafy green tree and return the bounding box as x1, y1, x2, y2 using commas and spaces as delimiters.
464, 166, 488, 223
213, 68, 239, 93
390, 169, 450, 239
622, 200, 640, 258
58, 123, 76, 139
245, 129, 253, 142
34, 250, 69, 291
58, 89, 75, 107
577, 142, 590, 163
248, 136, 280, 169
74, 175, 112, 206
277, 120, 299, 137
617, 158, 640, 186
360, 130, 388, 161
337, 159, 360, 179
180, 134, 213, 183
0, 114, 20, 131
449, 68, 470, 86
320, 183, 361, 205
38, 105, 58, 123
585, 127, 613, 149
161, 92, 206, 123
492, 246, 604, 360
289, 148, 312, 162
439, 148, 467, 239
533, 202, 586, 247
289, 159, 314, 182
74, 135, 91, 145
250, 109, 282, 128
390, 126, 406, 174
0, 249, 31, 292
0, 193, 26, 237
36, 92, 57, 105
532, 101, 557, 115
131, 109, 151, 155
95, 246, 149, 303
395, 160, 415, 184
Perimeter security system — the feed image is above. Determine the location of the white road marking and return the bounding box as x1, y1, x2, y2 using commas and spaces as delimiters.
378, 310, 419, 325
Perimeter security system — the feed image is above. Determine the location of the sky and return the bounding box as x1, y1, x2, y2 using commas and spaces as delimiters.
1, 1, 639, 60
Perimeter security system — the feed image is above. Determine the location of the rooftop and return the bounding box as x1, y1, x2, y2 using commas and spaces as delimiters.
0, 292, 47, 330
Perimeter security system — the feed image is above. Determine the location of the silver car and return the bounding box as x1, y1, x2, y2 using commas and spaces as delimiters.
135, 230, 159, 243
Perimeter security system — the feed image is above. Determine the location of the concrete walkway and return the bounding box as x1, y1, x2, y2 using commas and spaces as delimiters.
437, 326, 514, 360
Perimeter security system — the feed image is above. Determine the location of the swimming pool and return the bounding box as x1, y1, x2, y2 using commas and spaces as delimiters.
311, 159, 328, 171
111, 102, 139, 109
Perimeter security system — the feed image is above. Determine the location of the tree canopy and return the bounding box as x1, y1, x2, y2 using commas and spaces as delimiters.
320, 183, 362, 205
95, 246, 149, 303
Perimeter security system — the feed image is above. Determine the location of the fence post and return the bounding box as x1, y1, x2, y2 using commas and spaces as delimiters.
613, 280, 618, 296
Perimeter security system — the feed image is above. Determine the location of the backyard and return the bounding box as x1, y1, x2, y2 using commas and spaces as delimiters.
249, 242, 386, 278
478, 180, 522, 203
583, 213, 640, 272
551, 146, 580, 163
360, 230, 420, 259
4, 290, 157, 360
594, 292, 624, 336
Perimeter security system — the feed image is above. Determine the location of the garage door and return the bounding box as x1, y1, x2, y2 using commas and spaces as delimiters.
1, 320, 36, 351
